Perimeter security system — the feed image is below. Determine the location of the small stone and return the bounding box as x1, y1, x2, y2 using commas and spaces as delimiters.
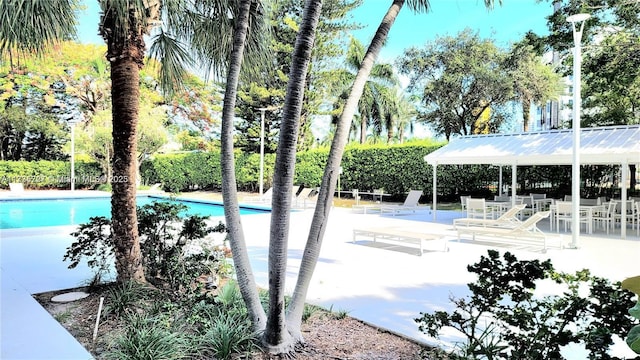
51, 291, 90, 303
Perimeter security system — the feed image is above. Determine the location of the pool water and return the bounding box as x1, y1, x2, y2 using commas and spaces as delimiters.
0, 196, 267, 229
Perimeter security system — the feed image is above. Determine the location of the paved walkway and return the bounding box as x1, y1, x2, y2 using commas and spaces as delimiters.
1, 191, 638, 359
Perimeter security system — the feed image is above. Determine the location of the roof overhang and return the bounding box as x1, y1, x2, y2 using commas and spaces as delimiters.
424, 125, 640, 166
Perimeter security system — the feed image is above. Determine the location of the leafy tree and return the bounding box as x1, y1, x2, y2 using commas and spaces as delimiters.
235, 0, 362, 153
0, 106, 28, 160
22, 113, 68, 161
417, 250, 635, 359
543, 0, 639, 188
505, 42, 563, 132
397, 28, 513, 140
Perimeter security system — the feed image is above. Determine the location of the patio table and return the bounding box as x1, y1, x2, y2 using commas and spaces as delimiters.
550, 204, 603, 234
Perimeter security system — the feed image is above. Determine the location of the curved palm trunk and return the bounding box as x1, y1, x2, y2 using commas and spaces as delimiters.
220, 0, 267, 332
110, 57, 145, 282
522, 97, 531, 132
264, 0, 323, 353
286, 0, 405, 340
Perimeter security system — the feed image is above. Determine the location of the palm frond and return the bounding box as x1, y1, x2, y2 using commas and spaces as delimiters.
0, 0, 78, 57
148, 29, 194, 96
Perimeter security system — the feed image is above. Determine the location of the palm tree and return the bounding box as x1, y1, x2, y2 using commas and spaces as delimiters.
286, 0, 500, 342
336, 37, 399, 143
98, 0, 163, 282
98, 0, 269, 283
286, 0, 431, 341
219, 0, 268, 334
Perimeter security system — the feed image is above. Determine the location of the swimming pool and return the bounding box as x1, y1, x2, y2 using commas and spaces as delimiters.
0, 196, 268, 229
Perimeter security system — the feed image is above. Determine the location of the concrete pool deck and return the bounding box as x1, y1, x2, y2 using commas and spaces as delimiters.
1, 190, 639, 359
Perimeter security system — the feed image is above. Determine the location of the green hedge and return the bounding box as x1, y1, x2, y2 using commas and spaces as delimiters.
0, 160, 103, 189
139, 144, 625, 200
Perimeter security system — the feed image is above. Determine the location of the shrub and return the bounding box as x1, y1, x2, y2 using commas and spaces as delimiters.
416, 250, 636, 359
0, 160, 102, 189
64, 200, 227, 298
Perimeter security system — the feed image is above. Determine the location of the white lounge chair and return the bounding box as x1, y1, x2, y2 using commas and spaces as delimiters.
453, 204, 526, 229
379, 190, 430, 216
294, 187, 317, 209
243, 187, 273, 203
456, 211, 562, 252
9, 183, 24, 193
352, 226, 448, 255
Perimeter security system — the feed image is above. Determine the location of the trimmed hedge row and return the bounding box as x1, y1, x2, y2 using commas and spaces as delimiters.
2, 146, 623, 201
140, 143, 510, 201
0, 160, 103, 189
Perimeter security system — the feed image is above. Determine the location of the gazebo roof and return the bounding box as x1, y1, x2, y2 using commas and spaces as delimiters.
424, 125, 640, 166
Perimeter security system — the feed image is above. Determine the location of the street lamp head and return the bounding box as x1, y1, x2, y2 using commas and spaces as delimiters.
566, 13, 591, 24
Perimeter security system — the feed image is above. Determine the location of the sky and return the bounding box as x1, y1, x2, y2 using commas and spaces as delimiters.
74, 0, 554, 139
77, 0, 554, 56
350, 0, 553, 62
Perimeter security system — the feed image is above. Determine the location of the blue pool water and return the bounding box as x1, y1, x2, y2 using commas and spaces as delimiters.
0, 196, 268, 229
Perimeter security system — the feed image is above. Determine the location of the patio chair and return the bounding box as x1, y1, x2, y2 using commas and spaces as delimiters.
592, 201, 616, 234
453, 204, 526, 229
379, 190, 430, 216
518, 195, 535, 220
612, 200, 635, 230
460, 195, 471, 216
457, 211, 560, 252
555, 201, 589, 233
466, 198, 487, 219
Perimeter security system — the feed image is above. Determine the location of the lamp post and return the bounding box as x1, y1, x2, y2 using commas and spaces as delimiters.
256, 106, 280, 196
69, 113, 83, 191
258, 108, 266, 196
567, 13, 590, 249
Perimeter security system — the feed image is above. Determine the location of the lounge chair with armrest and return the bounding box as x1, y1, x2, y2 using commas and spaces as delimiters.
456, 211, 562, 252
379, 190, 430, 216
453, 204, 526, 229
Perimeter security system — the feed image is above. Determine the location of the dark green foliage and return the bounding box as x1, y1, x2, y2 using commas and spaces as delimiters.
416, 250, 636, 359
106, 312, 195, 360
136, 201, 226, 296
65, 216, 115, 285
64, 200, 227, 298
0, 160, 102, 189
139, 144, 626, 200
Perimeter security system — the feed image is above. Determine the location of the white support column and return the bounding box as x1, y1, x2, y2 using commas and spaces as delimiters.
621, 161, 628, 239
511, 163, 517, 207
499, 166, 503, 196
432, 163, 437, 221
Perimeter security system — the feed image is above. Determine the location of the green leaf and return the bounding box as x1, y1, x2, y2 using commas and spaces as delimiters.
627, 325, 640, 354
629, 301, 640, 320
622, 276, 640, 296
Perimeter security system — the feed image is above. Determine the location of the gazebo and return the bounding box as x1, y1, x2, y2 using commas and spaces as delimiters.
424, 125, 640, 240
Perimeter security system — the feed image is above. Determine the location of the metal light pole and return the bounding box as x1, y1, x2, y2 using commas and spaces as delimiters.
71, 121, 75, 191
69, 114, 83, 191
567, 13, 590, 249
258, 108, 266, 196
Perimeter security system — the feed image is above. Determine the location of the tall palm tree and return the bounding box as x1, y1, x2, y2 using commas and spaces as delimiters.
286, 0, 430, 341
336, 37, 399, 143
263, 0, 324, 352
286, 0, 500, 341
98, 0, 163, 282
219, 0, 268, 334
98, 0, 269, 283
